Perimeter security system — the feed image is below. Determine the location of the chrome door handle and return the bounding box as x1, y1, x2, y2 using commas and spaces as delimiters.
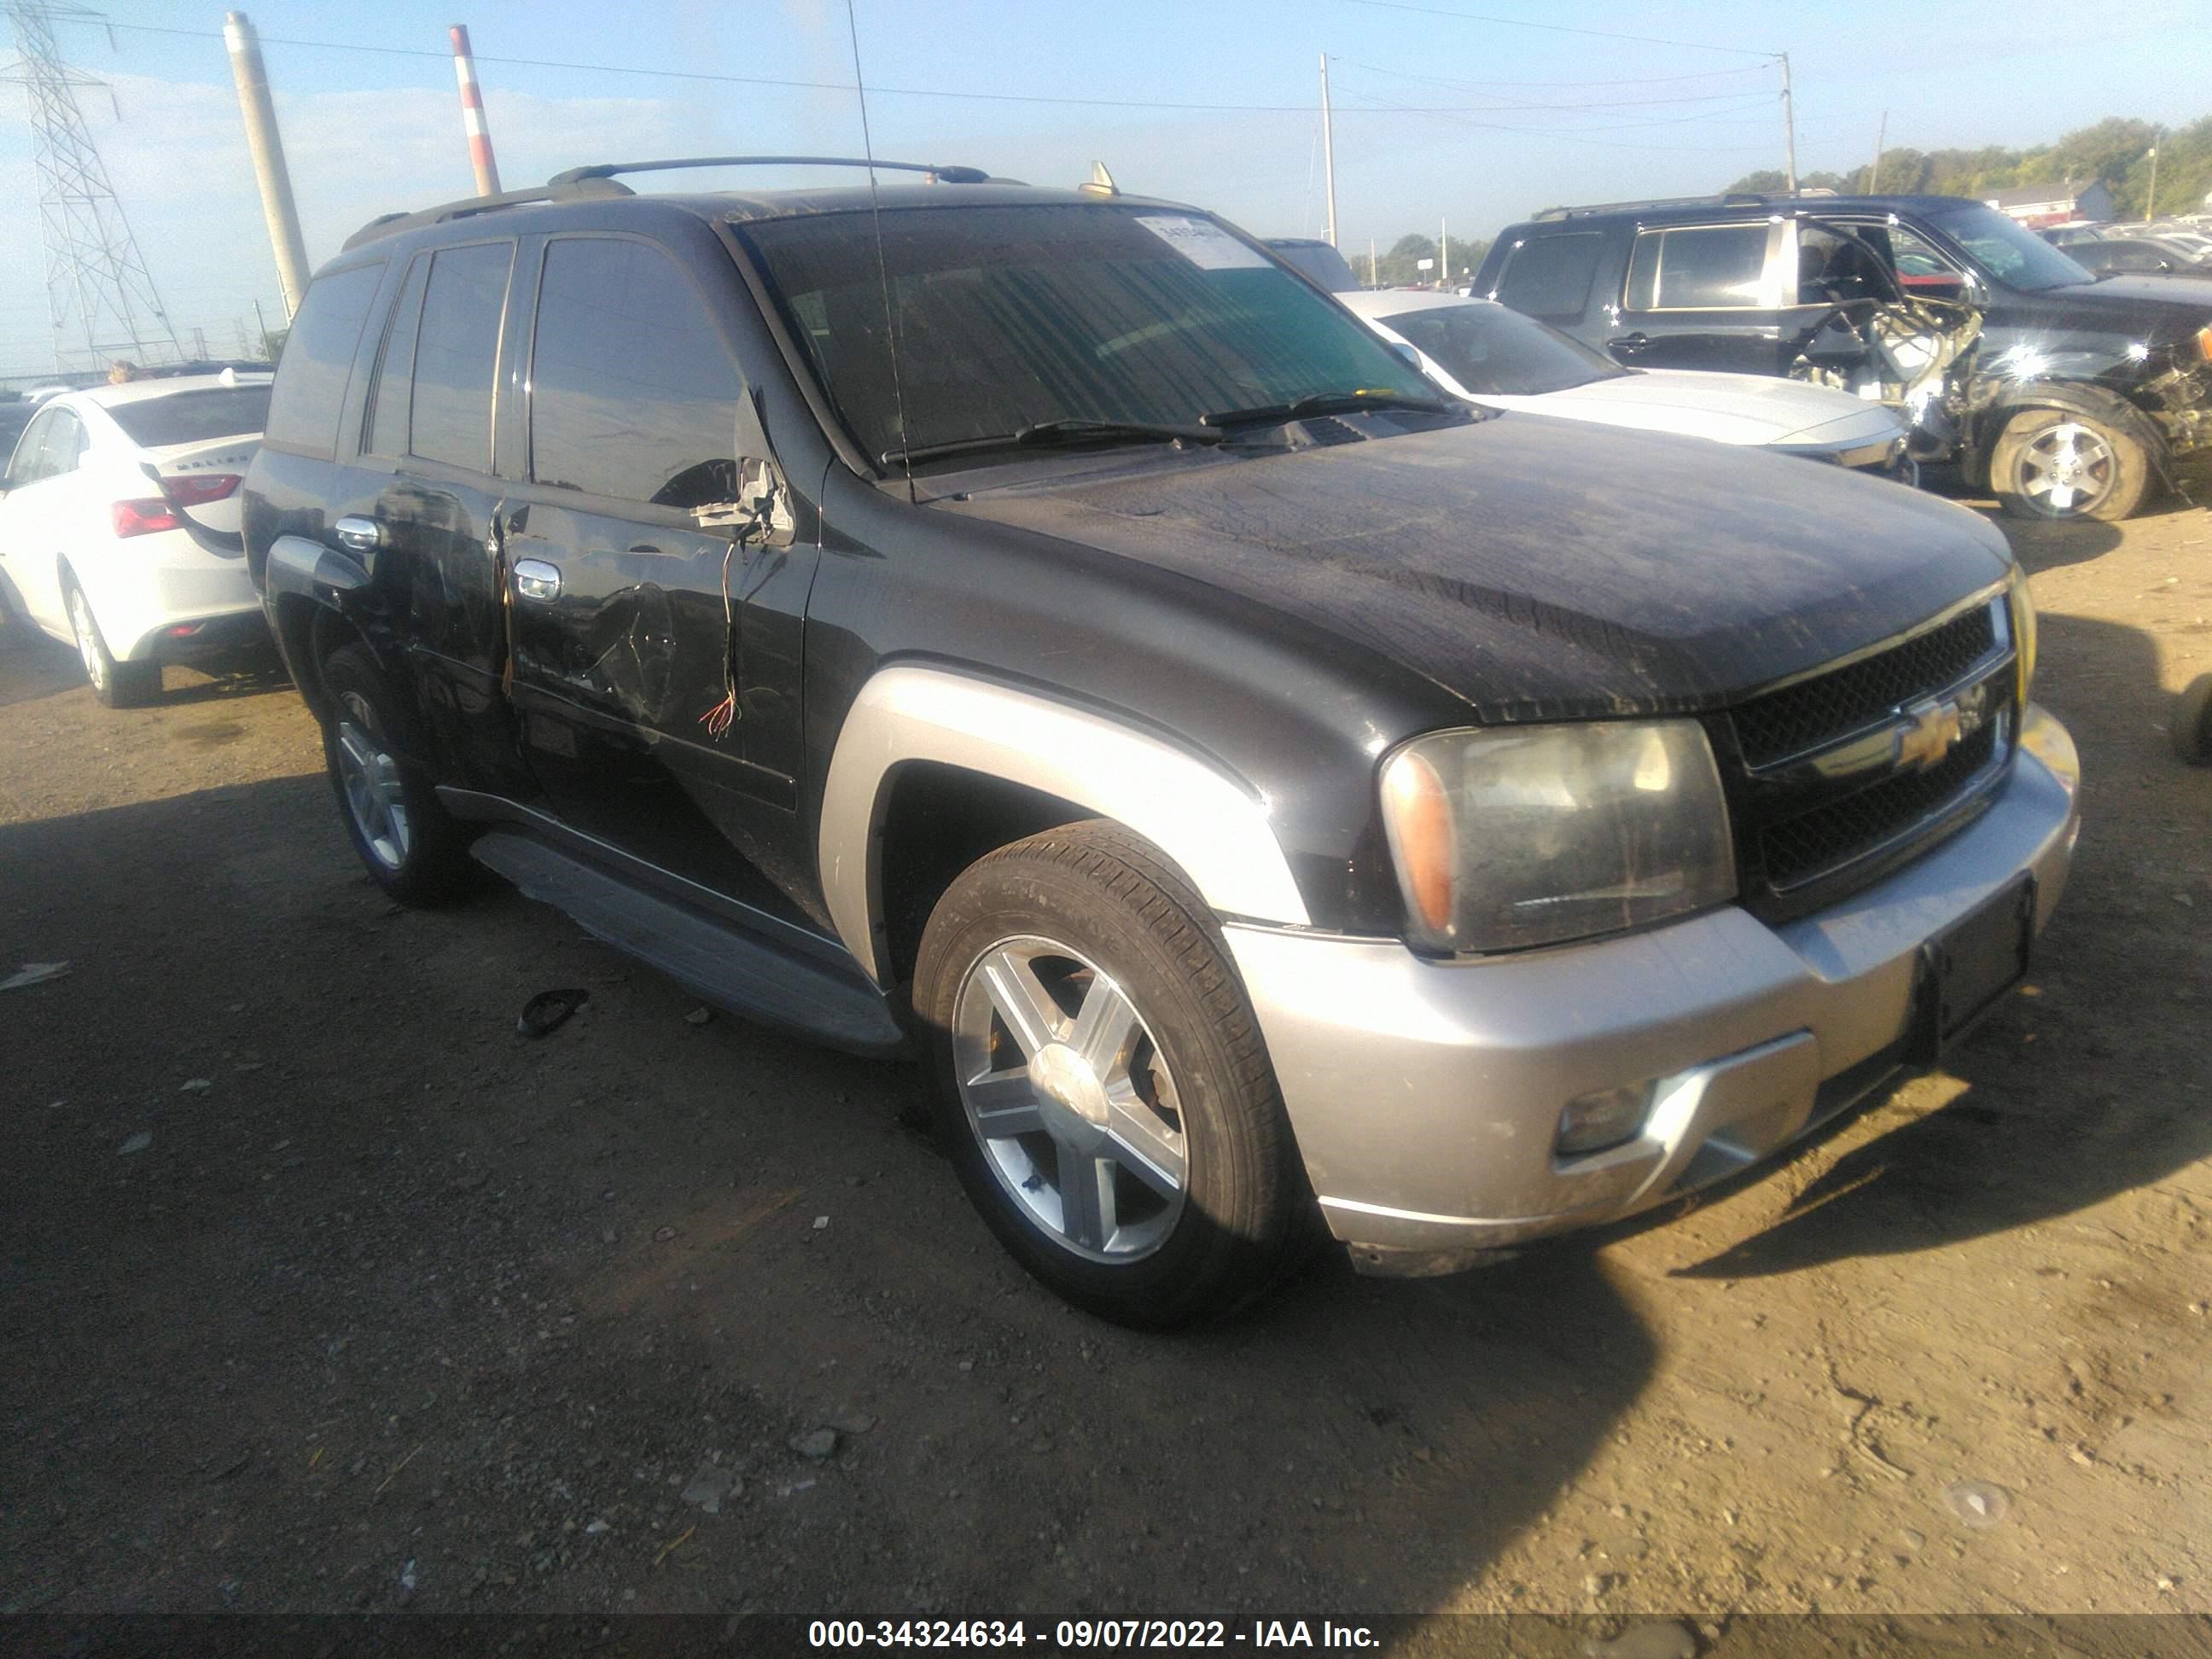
333, 515, 386, 553
512, 558, 562, 602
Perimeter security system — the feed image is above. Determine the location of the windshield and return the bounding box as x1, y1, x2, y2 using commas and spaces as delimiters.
1922, 204, 2093, 291
742, 203, 1436, 466
105, 386, 271, 448
1378, 301, 1625, 396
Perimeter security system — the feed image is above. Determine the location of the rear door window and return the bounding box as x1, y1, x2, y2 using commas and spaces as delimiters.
1626, 225, 1771, 311
1493, 233, 1604, 324
527, 237, 744, 509
263, 262, 384, 454
9, 406, 80, 483
105, 387, 272, 448
409, 242, 514, 474
365, 254, 429, 458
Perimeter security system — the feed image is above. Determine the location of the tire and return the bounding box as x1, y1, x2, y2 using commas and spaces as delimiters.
912, 819, 1310, 1327
66, 578, 162, 707
317, 642, 475, 904
2174, 674, 2212, 765
1991, 407, 2152, 523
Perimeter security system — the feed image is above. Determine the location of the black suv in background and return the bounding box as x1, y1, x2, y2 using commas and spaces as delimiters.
244, 159, 2077, 1325
1472, 193, 2212, 521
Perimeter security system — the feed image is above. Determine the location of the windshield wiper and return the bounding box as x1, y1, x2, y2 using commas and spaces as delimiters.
1197, 389, 1451, 428
882, 418, 1225, 468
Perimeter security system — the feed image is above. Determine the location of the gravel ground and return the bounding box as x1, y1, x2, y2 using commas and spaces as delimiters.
1, 491, 2207, 1640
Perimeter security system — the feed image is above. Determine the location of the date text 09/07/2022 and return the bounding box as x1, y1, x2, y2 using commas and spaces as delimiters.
806, 1620, 1381, 1649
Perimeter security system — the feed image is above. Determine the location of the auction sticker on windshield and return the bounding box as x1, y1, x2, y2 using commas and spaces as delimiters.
1136, 215, 1272, 271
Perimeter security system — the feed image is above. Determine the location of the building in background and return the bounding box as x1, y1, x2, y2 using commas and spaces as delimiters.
1985, 179, 2116, 229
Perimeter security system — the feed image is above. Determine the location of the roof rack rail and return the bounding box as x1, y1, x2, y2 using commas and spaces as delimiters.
343, 154, 993, 252
548, 154, 989, 189
1530, 191, 1769, 222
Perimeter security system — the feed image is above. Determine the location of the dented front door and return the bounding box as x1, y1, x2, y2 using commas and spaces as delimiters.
498, 231, 818, 909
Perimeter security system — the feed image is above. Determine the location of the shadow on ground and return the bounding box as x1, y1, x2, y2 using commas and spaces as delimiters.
1668, 607, 2212, 1283
0, 776, 1654, 1617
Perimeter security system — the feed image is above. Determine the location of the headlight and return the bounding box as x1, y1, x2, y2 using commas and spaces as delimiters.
2007, 564, 2038, 705
1378, 719, 1737, 954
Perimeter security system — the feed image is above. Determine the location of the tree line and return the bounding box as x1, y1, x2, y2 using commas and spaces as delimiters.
1726, 115, 2211, 220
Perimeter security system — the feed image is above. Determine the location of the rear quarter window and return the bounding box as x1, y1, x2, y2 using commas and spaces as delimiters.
1493, 232, 1604, 324
1626, 225, 1769, 311
409, 242, 514, 474
263, 263, 384, 454
106, 387, 272, 448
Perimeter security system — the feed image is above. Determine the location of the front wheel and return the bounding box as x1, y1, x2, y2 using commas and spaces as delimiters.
317, 643, 475, 904
913, 820, 1309, 1327
1991, 407, 2151, 522
67, 580, 162, 707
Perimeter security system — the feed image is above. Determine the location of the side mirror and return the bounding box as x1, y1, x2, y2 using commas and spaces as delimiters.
690, 456, 795, 549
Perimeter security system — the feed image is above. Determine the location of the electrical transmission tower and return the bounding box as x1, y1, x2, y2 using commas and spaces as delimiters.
3, 3, 181, 372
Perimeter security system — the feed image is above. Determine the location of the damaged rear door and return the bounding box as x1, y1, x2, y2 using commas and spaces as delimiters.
500, 230, 818, 912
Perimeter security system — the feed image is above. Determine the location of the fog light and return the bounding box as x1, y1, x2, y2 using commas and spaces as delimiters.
1556, 1082, 1653, 1157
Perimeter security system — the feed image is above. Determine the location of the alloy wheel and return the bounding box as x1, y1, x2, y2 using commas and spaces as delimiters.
2014, 421, 2115, 516
951, 935, 1189, 1261
69, 589, 106, 691
334, 692, 412, 871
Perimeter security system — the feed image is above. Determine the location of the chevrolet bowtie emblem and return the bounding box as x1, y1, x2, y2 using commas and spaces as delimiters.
1895, 684, 1988, 773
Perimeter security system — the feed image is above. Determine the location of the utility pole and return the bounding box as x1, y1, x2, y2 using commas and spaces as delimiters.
1778, 52, 1798, 195
3, 0, 183, 371
224, 11, 311, 319
252, 297, 271, 358
1869, 109, 1887, 193
1440, 217, 1448, 288
449, 24, 502, 196
1319, 53, 1338, 249
2147, 135, 2161, 220
1369, 237, 1377, 287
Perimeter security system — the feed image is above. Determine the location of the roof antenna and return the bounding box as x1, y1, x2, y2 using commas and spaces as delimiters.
844, 0, 917, 505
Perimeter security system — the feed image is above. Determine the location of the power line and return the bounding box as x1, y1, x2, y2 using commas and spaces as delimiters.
1339, 0, 1778, 59
28, 12, 1775, 117
1338, 60, 1771, 111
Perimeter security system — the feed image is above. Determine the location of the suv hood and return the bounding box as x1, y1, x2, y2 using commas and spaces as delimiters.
939, 414, 2013, 723
2067, 271, 2212, 308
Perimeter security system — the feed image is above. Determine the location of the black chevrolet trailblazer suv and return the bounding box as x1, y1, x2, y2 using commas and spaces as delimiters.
1472, 192, 2212, 523
243, 158, 2080, 1325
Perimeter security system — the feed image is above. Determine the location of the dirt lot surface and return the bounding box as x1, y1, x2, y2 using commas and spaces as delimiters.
2, 490, 2209, 1645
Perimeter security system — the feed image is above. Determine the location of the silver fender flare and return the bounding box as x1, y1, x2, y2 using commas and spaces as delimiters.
818, 663, 1313, 983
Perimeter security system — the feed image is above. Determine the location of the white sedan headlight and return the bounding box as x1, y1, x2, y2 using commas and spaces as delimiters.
1379, 720, 1738, 954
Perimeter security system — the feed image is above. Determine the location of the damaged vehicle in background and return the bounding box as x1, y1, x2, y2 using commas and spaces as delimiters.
1341, 288, 1912, 480
1474, 192, 2212, 521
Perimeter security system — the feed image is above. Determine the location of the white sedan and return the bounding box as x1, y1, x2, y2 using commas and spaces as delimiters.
1341, 290, 1912, 479
0, 372, 272, 707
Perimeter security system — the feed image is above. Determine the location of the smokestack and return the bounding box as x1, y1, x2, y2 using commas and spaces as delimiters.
449, 25, 502, 197
223, 11, 311, 319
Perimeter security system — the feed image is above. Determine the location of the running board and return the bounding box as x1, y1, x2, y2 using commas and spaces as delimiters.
469, 830, 907, 1057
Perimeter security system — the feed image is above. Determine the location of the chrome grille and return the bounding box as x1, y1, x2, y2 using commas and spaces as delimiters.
1727, 597, 2016, 913
1732, 604, 1997, 769
1759, 721, 2001, 890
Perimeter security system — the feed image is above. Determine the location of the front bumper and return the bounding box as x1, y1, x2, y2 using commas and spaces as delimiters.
1227, 706, 2079, 1265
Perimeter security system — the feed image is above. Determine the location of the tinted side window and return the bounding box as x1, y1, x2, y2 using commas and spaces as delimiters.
9, 407, 62, 482
263, 263, 384, 453
35, 409, 86, 477
1495, 233, 1604, 323
1626, 226, 1768, 311
366, 254, 429, 458
527, 238, 743, 508
410, 242, 513, 474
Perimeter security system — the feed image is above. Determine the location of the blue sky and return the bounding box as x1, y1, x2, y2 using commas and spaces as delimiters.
1, 0, 2203, 373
